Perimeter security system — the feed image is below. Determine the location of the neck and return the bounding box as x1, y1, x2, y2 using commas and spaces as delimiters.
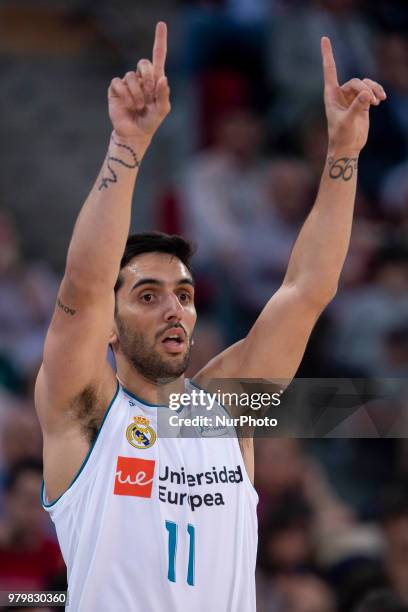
116, 359, 186, 406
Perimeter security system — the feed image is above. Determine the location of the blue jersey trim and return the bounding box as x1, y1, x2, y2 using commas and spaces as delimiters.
122, 385, 169, 408
40, 381, 120, 508
121, 384, 184, 413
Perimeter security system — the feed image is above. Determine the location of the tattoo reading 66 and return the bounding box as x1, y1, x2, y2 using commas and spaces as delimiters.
328, 156, 358, 181
0, 591, 68, 606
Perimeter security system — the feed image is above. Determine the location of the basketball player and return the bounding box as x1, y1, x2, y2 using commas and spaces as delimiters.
35, 22, 386, 611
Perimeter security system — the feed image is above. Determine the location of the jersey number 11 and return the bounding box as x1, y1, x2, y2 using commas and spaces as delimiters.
165, 520, 195, 586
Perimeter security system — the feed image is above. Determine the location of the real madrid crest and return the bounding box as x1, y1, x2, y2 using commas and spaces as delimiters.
126, 415, 157, 450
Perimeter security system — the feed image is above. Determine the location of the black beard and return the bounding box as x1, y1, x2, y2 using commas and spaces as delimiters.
116, 318, 191, 384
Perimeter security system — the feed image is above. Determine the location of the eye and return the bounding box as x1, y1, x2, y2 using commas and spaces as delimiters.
141, 293, 155, 303
178, 292, 191, 304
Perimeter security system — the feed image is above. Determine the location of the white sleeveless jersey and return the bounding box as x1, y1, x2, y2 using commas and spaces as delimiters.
41, 381, 258, 611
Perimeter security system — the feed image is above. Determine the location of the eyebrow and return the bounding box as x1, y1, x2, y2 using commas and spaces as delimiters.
130, 277, 195, 292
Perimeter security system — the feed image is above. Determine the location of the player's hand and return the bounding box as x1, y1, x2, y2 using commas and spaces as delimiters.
321, 36, 386, 154
108, 22, 170, 142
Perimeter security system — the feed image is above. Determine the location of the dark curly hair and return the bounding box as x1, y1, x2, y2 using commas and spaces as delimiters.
114, 231, 195, 293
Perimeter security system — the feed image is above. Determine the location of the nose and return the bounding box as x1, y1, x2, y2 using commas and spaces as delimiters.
164, 293, 184, 322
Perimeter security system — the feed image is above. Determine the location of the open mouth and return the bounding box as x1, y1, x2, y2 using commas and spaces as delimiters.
161, 328, 186, 352
163, 335, 182, 346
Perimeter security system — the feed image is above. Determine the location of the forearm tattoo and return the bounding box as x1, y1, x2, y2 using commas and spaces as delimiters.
98, 134, 140, 191
57, 298, 76, 316
327, 156, 358, 181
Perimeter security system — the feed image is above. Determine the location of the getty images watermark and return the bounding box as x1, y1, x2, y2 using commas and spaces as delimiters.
167, 388, 282, 429
157, 378, 408, 438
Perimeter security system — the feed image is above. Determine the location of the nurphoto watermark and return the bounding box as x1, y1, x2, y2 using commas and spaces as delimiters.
155, 378, 408, 439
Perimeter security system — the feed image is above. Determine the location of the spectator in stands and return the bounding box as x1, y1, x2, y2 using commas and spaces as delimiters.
179, 107, 268, 339
359, 32, 408, 199
255, 440, 353, 532
228, 157, 314, 314
273, 573, 336, 612
355, 590, 408, 612
380, 483, 408, 604
380, 160, 408, 235
268, 0, 375, 127
0, 406, 42, 486
255, 440, 306, 514
296, 110, 329, 182
180, 107, 265, 267
383, 325, 408, 378
257, 492, 316, 575
330, 244, 408, 375
256, 492, 338, 611
0, 459, 63, 591
182, 150, 315, 341
0, 210, 56, 380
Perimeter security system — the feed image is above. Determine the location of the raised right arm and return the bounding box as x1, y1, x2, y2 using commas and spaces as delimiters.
35, 22, 170, 431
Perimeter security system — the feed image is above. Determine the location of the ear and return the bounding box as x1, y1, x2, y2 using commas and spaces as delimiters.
109, 327, 118, 347
109, 315, 119, 349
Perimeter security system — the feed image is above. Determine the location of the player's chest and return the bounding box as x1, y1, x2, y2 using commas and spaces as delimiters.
110, 404, 244, 510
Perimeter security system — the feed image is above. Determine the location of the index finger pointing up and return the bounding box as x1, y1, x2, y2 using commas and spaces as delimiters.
321, 36, 338, 89
153, 21, 167, 80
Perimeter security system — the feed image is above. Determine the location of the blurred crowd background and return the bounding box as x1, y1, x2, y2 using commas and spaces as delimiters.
0, 0, 407, 610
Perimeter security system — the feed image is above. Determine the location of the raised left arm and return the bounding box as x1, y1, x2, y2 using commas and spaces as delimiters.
194, 37, 386, 383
